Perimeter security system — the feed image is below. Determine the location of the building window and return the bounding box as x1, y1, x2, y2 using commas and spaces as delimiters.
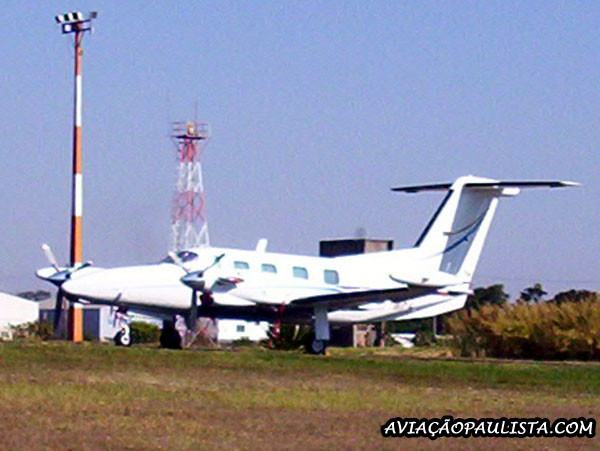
324, 269, 339, 285
234, 261, 249, 270
261, 263, 277, 273
293, 266, 308, 279
236, 324, 245, 333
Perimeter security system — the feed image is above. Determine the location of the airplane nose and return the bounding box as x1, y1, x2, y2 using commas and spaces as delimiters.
62, 264, 183, 303
62, 271, 121, 302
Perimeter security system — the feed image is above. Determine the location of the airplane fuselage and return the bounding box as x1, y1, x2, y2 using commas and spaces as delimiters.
60, 245, 462, 323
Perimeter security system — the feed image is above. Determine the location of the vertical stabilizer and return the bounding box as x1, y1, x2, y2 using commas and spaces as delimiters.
413, 176, 499, 280
391, 176, 577, 282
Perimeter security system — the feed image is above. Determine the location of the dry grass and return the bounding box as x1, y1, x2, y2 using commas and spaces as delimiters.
0, 341, 598, 450
446, 295, 600, 360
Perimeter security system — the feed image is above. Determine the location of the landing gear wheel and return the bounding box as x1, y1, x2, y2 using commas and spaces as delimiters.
304, 333, 327, 355
310, 339, 327, 355
114, 324, 132, 347
160, 320, 182, 350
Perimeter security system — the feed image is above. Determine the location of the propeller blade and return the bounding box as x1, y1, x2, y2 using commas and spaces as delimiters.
42, 244, 60, 271
168, 251, 190, 274
53, 288, 65, 335
203, 253, 225, 272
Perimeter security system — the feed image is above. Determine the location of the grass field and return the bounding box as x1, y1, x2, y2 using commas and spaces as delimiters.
0, 341, 598, 450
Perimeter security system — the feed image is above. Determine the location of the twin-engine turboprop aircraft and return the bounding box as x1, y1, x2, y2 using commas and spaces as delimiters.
37, 175, 578, 353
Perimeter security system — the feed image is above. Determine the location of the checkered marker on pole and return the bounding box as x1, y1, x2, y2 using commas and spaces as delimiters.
55, 12, 84, 24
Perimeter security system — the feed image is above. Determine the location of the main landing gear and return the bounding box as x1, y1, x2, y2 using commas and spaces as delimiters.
304, 334, 328, 355
305, 306, 330, 355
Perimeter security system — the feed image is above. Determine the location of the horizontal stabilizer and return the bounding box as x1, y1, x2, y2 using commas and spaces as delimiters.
392, 180, 580, 193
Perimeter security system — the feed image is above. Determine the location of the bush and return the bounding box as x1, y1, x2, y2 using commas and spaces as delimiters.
231, 337, 256, 347
413, 329, 437, 347
265, 323, 312, 350
11, 321, 54, 340
130, 321, 160, 344
445, 292, 600, 360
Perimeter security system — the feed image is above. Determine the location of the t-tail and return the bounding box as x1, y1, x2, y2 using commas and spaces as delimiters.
392, 176, 579, 284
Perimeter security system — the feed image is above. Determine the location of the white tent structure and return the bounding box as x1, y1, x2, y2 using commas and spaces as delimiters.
0, 292, 39, 340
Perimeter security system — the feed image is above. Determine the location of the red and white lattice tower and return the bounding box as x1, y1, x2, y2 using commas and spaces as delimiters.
170, 121, 210, 251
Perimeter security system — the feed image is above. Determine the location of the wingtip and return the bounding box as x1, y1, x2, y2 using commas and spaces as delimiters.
559, 181, 581, 187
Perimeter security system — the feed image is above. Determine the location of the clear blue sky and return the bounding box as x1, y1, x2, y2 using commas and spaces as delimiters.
0, 1, 598, 298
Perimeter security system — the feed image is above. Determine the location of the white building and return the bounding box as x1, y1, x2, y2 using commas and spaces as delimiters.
0, 292, 39, 340
217, 319, 269, 343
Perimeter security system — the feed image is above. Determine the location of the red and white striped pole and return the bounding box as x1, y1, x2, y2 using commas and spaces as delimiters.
71, 29, 84, 267
56, 12, 96, 342
68, 28, 85, 343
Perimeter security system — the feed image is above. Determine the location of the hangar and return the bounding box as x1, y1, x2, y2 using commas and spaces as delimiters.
0, 292, 39, 340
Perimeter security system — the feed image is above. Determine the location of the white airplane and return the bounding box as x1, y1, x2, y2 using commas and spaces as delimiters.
37, 175, 578, 353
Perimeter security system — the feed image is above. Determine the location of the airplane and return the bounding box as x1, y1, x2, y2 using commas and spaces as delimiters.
36, 175, 578, 353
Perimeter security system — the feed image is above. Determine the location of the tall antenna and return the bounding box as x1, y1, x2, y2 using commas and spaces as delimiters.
170, 121, 210, 251
55, 11, 97, 266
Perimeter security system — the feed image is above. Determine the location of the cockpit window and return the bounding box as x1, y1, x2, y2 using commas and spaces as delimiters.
177, 251, 199, 262
161, 251, 199, 264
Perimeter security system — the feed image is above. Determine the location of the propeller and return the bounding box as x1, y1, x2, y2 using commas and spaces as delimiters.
39, 243, 93, 336
169, 252, 225, 330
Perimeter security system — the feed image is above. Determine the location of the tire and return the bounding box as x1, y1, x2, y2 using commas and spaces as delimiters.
160, 320, 182, 349
310, 339, 326, 355
304, 332, 327, 355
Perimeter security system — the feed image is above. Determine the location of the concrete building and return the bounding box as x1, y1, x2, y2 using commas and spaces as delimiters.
38, 299, 119, 341
38, 299, 163, 342
319, 238, 393, 256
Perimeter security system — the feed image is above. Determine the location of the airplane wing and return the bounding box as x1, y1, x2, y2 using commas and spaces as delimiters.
287, 284, 440, 312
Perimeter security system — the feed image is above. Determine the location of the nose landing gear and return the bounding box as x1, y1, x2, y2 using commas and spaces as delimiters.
114, 323, 131, 347
113, 306, 132, 347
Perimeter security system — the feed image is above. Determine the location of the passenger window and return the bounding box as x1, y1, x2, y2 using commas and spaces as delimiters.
261, 263, 277, 274
293, 266, 308, 279
234, 261, 250, 270
324, 269, 339, 285
236, 324, 245, 333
